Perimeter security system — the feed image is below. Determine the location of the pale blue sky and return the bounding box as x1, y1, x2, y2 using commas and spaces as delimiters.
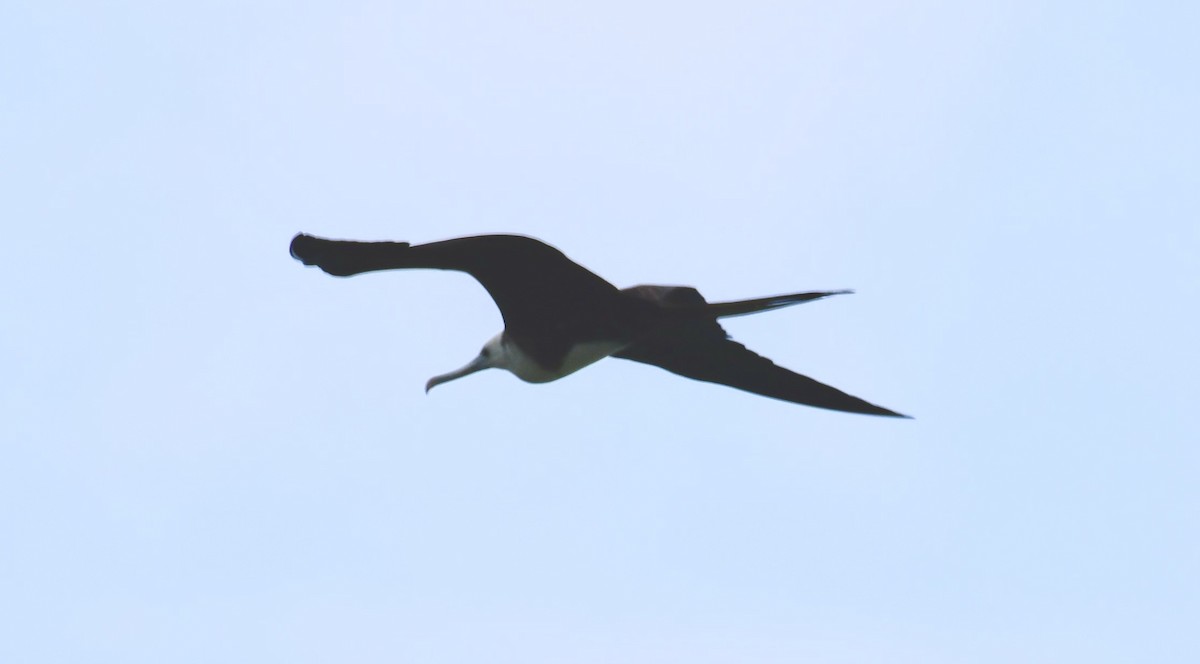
2, 1, 1198, 662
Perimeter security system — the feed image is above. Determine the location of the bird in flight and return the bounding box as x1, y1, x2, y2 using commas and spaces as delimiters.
290, 233, 907, 417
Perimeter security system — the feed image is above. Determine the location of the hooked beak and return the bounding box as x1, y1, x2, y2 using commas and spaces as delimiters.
425, 353, 493, 393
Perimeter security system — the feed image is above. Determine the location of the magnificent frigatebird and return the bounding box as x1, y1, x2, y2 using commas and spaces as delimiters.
290, 233, 907, 417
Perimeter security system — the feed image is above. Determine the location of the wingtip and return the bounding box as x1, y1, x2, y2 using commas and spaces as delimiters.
862, 409, 911, 419
874, 406, 912, 419
290, 232, 315, 263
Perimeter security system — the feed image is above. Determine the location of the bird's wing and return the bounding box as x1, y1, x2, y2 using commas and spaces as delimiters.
290, 233, 621, 334
614, 286, 908, 417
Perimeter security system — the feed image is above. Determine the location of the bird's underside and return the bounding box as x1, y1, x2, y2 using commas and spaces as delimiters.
290, 232, 908, 418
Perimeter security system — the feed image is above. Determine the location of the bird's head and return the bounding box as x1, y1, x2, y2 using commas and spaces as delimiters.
425, 333, 507, 393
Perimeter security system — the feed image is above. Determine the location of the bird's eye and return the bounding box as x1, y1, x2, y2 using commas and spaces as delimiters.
481, 347, 491, 357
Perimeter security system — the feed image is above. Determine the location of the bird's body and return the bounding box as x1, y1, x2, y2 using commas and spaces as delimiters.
290, 233, 907, 417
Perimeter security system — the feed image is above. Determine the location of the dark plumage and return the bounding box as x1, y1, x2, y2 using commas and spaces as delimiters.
290, 233, 907, 417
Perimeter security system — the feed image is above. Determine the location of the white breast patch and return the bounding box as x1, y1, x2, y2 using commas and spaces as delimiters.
504, 338, 628, 383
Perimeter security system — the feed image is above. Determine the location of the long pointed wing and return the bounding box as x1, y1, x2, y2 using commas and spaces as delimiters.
290, 233, 621, 336
614, 286, 907, 417
615, 337, 907, 417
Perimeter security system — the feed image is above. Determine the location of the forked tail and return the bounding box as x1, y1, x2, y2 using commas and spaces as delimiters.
705, 290, 853, 318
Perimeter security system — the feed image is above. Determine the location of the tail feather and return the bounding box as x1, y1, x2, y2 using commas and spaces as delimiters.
705, 290, 853, 318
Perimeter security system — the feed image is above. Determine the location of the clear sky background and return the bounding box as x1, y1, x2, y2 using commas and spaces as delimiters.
2, 1, 1198, 662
